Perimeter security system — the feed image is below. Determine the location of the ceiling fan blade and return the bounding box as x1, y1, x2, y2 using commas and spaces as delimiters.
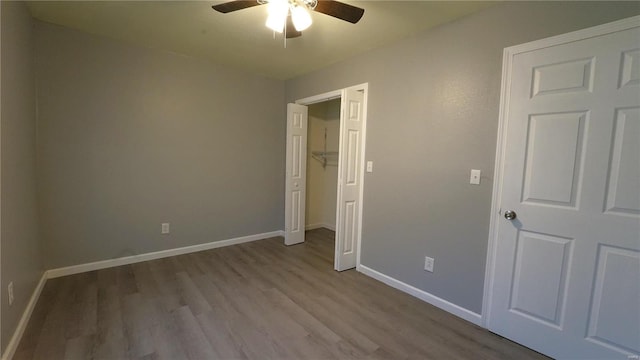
286, 15, 302, 38
314, 0, 364, 24
212, 1, 262, 13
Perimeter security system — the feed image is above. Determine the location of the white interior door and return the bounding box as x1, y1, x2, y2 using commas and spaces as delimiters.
489, 19, 640, 359
285, 103, 308, 245
334, 88, 365, 271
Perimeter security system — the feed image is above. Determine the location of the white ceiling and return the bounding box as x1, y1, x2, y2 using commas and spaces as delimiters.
27, 1, 496, 80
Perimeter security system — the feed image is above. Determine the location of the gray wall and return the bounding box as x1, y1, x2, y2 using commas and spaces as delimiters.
35, 21, 286, 269
1, 1, 42, 353
285, 1, 640, 314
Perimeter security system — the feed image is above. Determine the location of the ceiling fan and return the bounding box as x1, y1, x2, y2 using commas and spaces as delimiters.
212, 0, 365, 39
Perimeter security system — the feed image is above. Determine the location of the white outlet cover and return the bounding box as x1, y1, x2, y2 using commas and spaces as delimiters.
8, 282, 14, 305
424, 256, 434, 272
161, 223, 170, 234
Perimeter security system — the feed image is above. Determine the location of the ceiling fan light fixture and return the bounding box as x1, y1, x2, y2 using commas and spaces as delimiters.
291, 4, 312, 31
265, 0, 289, 33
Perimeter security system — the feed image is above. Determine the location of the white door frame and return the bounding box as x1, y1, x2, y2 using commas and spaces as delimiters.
481, 15, 640, 327
294, 83, 369, 270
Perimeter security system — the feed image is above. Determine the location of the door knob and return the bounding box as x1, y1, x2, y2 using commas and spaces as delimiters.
504, 210, 517, 220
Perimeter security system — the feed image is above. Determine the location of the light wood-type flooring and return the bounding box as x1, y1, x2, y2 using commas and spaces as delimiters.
14, 228, 548, 360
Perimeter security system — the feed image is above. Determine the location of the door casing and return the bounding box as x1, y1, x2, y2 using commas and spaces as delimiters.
292, 83, 368, 271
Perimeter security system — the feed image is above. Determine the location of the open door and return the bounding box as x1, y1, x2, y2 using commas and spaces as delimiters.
284, 103, 308, 245
487, 18, 640, 359
334, 88, 365, 271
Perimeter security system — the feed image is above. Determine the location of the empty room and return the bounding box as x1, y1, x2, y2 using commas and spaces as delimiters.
1, 1, 639, 359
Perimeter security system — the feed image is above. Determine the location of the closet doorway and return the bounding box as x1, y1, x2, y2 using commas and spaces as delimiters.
284, 84, 368, 271
307, 99, 340, 232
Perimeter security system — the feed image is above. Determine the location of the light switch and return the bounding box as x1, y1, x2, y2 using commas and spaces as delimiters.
470, 169, 481, 185
366, 161, 373, 173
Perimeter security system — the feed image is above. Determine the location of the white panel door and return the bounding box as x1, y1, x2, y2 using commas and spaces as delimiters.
489, 20, 640, 359
335, 88, 364, 271
285, 103, 308, 245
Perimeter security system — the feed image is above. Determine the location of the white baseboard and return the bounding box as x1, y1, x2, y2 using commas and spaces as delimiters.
46, 230, 284, 279
1, 272, 47, 360
323, 223, 336, 231
357, 264, 482, 326
305, 223, 336, 231
305, 223, 323, 230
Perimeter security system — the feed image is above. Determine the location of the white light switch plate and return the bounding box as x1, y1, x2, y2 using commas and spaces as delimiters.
366, 161, 373, 173
470, 169, 481, 185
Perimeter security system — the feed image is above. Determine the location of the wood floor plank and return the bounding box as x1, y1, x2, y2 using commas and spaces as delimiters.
148, 319, 189, 360
174, 271, 213, 316
63, 334, 95, 360
14, 229, 549, 360
171, 305, 218, 360
195, 310, 248, 359
262, 287, 342, 345
29, 277, 81, 360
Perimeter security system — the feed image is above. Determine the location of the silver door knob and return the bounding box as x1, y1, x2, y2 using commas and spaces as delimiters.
504, 210, 517, 220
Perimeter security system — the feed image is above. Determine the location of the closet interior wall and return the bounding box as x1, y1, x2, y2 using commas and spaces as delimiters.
306, 99, 340, 231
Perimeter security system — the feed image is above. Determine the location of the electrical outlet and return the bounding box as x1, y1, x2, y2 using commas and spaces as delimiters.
424, 256, 434, 273
8, 282, 14, 306
161, 223, 170, 234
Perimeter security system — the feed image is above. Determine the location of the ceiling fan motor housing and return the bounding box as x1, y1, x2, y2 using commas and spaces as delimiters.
212, 0, 365, 39
258, 0, 318, 10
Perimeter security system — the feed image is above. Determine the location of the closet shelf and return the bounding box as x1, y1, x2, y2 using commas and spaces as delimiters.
311, 151, 338, 168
